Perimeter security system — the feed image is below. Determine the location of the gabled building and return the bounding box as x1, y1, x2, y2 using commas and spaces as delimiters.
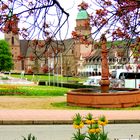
4, 30, 77, 75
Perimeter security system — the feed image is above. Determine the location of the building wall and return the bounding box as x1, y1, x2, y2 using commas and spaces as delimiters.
75, 19, 91, 34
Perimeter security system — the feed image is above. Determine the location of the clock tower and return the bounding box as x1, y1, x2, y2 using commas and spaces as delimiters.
74, 2, 93, 60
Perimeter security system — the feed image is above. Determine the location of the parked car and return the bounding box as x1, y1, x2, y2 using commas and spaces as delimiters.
83, 76, 101, 86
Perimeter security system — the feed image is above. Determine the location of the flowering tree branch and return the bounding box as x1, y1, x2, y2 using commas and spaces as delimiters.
0, 0, 70, 73
72, 0, 140, 64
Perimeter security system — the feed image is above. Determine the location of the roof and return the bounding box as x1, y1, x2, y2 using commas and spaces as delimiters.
25, 38, 74, 58
76, 9, 89, 20
85, 47, 129, 65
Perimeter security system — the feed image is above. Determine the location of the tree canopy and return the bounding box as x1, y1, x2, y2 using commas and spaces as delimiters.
0, 40, 13, 71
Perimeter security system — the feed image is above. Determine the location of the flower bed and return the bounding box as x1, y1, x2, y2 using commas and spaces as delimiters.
72, 113, 108, 140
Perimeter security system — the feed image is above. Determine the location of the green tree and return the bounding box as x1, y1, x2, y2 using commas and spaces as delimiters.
0, 40, 13, 71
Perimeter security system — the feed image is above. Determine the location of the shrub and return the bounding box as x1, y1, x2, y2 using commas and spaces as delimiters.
49, 82, 94, 89
38, 81, 46, 85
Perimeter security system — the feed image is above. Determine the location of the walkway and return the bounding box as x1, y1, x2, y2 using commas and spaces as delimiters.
0, 73, 35, 85
0, 110, 140, 124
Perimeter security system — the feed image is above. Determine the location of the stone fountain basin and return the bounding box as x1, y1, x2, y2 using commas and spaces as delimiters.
67, 88, 140, 108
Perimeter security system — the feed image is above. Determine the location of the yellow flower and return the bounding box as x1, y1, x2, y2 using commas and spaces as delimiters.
88, 128, 101, 134
85, 119, 95, 124
73, 113, 84, 129
95, 128, 101, 133
85, 113, 95, 125
79, 122, 84, 128
73, 124, 80, 129
98, 115, 108, 126
73, 122, 84, 129
98, 120, 108, 126
88, 128, 96, 133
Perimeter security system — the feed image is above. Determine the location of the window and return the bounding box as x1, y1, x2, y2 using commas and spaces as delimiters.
119, 72, 140, 79
11, 36, 14, 45
72, 49, 74, 54
21, 60, 24, 70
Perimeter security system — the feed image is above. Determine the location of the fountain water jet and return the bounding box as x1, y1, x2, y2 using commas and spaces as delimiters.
67, 34, 140, 108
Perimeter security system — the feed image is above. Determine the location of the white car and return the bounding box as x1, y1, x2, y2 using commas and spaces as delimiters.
83, 76, 101, 86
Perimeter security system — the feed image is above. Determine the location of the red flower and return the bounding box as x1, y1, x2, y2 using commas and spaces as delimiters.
137, 64, 140, 69
27, 68, 33, 74
17, 55, 23, 61
42, 66, 49, 73
29, 54, 34, 61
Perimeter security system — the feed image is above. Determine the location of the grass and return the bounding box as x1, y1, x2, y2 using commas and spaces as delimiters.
0, 85, 70, 96
16, 86, 69, 96
51, 102, 93, 110
52, 101, 140, 110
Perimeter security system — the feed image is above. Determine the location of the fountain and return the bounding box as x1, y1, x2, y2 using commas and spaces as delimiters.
67, 34, 140, 108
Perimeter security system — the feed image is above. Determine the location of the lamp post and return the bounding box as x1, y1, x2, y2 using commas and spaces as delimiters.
99, 34, 110, 93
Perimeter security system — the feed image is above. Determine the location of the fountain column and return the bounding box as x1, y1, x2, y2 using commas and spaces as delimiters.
99, 34, 110, 93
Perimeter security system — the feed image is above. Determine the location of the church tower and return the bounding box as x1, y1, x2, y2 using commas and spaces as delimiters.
2, 6, 23, 72
4, 21, 22, 72
75, 5, 91, 36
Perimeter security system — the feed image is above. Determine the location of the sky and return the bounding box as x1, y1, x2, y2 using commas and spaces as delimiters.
0, 0, 93, 40
0, 0, 98, 40
58, 0, 93, 39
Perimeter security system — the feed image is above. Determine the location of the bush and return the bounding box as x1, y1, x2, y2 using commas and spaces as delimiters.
38, 81, 47, 85
49, 82, 95, 89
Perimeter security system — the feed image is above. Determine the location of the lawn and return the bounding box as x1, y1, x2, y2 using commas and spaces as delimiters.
0, 85, 70, 96
0, 84, 73, 109
0, 84, 89, 109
